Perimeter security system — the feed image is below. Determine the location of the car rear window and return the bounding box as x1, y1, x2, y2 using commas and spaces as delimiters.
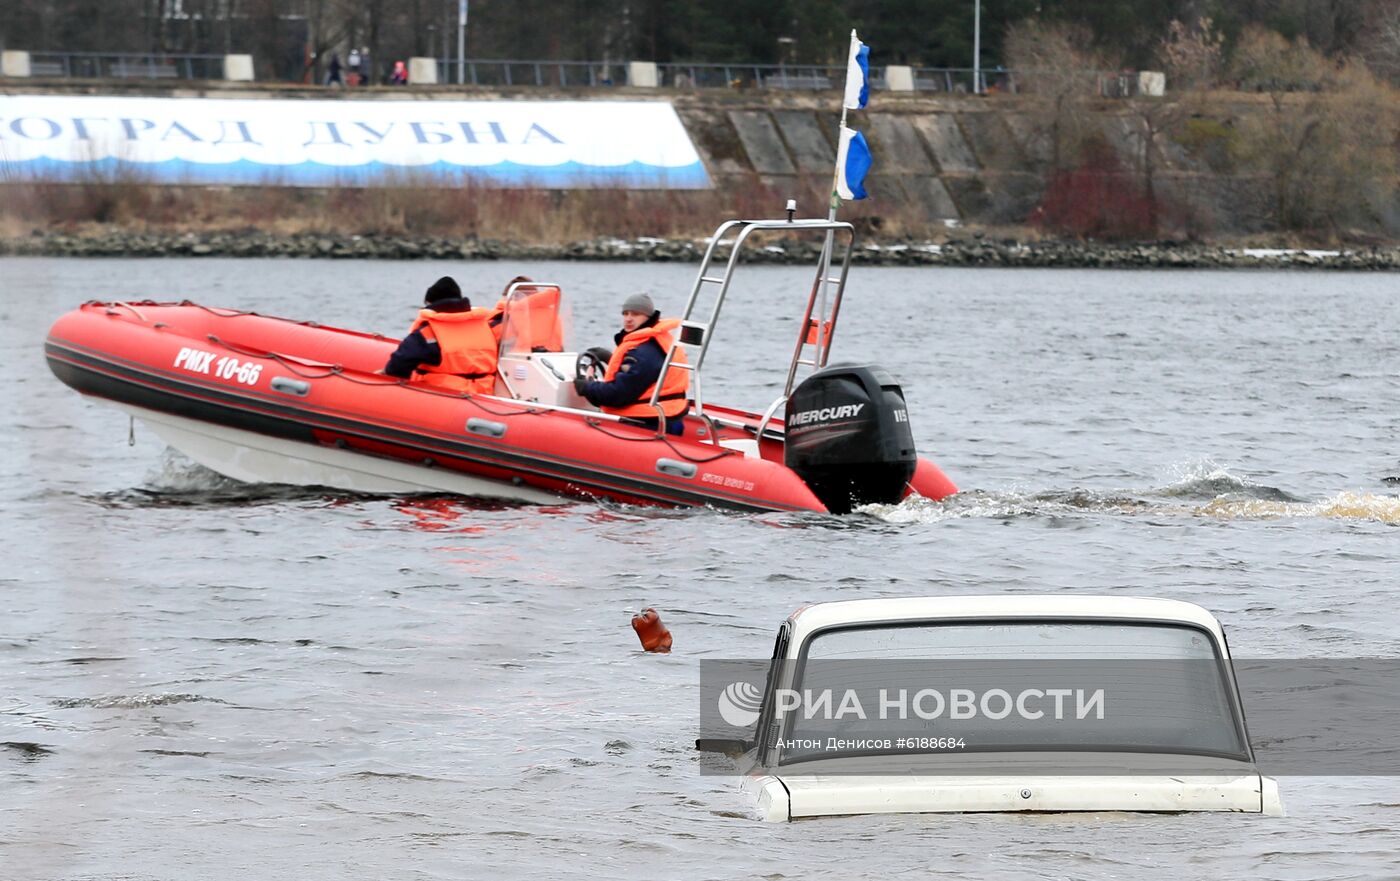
775, 621, 1249, 766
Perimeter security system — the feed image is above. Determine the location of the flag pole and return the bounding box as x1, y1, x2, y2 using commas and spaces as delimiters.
815, 29, 859, 366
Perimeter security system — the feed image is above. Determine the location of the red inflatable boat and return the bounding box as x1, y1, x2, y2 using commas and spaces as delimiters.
44, 218, 956, 513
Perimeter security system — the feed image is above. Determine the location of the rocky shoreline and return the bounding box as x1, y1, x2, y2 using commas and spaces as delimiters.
5, 229, 1400, 269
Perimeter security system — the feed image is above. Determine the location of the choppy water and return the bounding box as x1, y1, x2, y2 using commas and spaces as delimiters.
3, 256, 1399, 880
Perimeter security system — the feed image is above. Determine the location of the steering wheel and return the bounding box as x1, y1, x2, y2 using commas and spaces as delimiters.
575, 349, 608, 383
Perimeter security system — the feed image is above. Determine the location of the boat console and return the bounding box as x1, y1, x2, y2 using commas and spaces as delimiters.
495, 349, 592, 410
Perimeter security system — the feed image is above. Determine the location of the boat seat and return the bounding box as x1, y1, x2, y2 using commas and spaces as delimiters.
719, 437, 760, 458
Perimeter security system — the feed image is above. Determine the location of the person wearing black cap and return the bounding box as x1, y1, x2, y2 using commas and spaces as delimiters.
383, 276, 500, 394
573, 292, 690, 435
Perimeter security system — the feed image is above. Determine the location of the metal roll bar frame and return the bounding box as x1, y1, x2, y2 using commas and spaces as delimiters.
649, 218, 856, 442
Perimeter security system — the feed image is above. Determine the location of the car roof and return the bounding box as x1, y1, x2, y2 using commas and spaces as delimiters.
785, 595, 1226, 647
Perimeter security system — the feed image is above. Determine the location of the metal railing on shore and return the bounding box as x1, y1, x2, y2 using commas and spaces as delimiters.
913, 68, 994, 93
912, 67, 1158, 96
427, 59, 854, 90
15, 50, 1148, 97
428, 59, 1119, 96
26, 51, 227, 80
431, 59, 629, 87
656, 62, 858, 90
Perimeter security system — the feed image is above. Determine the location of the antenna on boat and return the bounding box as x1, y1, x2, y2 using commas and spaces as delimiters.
785, 199, 797, 223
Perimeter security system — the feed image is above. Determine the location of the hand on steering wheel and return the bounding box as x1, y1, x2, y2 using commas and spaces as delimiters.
575, 348, 610, 383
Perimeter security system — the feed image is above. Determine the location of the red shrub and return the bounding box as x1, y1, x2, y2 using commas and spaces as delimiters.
1032, 140, 1157, 240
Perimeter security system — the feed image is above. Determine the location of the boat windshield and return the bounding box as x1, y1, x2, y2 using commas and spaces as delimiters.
497, 284, 567, 355
775, 621, 1250, 767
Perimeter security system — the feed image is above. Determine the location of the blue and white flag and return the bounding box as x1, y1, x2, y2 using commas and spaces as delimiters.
835, 125, 871, 200
843, 31, 869, 110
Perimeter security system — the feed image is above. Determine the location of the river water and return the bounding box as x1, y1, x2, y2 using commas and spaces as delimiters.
3, 256, 1398, 880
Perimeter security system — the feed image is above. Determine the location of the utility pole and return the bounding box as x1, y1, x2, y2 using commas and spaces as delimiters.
973, 0, 981, 94
457, 0, 467, 85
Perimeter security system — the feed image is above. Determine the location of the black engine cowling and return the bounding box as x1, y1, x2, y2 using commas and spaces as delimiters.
783, 364, 917, 514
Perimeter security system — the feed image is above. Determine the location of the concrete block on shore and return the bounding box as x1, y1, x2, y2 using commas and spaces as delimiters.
223, 54, 254, 82
2, 51, 32, 78
628, 61, 658, 88
911, 114, 978, 174
729, 111, 795, 175
409, 57, 437, 85
773, 111, 833, 173
1139, 71, 1166, 96
870, 115, 935, 174
885, 65, 915, 92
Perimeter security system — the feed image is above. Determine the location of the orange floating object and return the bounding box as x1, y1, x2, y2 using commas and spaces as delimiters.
631, 608, 673, 653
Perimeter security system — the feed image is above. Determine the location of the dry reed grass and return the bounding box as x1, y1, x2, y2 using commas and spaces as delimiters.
0, 169, 961, 244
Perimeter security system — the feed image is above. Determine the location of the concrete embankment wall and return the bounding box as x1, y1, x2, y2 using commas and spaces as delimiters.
3, 80, 1398, 237
671, 90, 1400, 234
675, 91, 1018, 224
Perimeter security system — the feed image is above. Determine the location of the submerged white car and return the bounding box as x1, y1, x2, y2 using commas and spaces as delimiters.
703, 595, 1283, 821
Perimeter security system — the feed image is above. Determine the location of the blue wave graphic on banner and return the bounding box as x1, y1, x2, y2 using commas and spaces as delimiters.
0, 157, 712, 189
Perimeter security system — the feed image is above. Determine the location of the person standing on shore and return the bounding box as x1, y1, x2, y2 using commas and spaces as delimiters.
326, 53, 344, 87
347, 47, 363, 86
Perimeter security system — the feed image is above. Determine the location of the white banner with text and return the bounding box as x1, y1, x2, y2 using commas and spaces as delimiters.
0, 95, 710, 189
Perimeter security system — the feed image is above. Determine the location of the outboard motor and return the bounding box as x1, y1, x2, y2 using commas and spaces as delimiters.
784, 364, 917, 514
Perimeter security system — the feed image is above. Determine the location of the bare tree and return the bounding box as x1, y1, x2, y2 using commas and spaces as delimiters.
1360, 1, 1400, 85
1158, 16, 1223, 92
1003, 19, 1118, 173
305, 0, 328, 82
1229, 26, 1399, 231
1115, 17, 1226, 234
367, 0, 383, 83
410, 0, 426, 58
1120, 99, 1187, 234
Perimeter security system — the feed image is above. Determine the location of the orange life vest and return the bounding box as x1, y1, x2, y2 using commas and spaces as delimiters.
601, 319, 690, 419
409, 307, 498, 395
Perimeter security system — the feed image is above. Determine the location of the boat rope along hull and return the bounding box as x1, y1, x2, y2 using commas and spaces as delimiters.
45, 338, 795, 511
45, 303, 957, 511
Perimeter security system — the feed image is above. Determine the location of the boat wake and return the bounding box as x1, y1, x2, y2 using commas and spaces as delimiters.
93, 449, 365, 508
146, 448, 262, 494
51, 693, 227, 709
1197, 491, 1400, 524
95, 449, 543, 513
86, 449, 1400, 526
863, 460, 1399, 526
861, 490, 1152, 524
1149, 459, 1301, 502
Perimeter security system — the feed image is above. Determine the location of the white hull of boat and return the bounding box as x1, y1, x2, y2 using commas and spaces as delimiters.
119, 403, 560, 503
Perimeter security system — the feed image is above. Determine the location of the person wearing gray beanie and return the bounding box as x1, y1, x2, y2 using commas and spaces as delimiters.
620, 292, 654, 316
572, 292, 689, 435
